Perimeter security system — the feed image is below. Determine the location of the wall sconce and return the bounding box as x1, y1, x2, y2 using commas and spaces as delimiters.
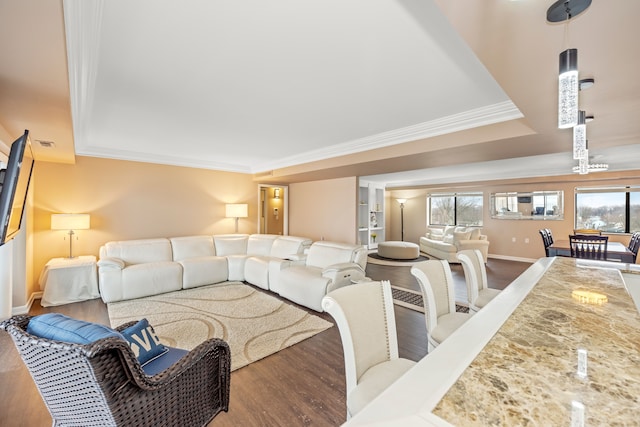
225, 204, 248, 233
274, 188, 280, 199
51, 213, 90, 258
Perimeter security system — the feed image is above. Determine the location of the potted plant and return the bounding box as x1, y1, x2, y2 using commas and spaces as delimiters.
371, 233, 377, 243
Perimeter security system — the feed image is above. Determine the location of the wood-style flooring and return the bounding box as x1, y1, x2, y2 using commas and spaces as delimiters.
0, 258, 531, 427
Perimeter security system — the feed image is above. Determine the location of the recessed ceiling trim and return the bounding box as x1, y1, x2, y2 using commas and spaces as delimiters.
63, 0, 104, 155
78, 145, 253, 173
251, 100, 523, 173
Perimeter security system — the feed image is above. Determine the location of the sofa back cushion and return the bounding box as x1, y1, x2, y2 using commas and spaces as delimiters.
214, 234, 249, 256
102, 238, 173, 265
170, 236, 215, 261
469, 228, 482, 240
270, 236, 312, 259
247, 234, 278, 256
306, 241, 360, 269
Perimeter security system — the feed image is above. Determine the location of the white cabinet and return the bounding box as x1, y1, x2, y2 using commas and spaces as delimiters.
358, 181, 385, 249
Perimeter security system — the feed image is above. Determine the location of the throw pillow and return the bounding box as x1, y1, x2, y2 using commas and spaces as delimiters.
443, 235, 454, 244
121, 318, 169, 366
469, 228, 482, 240
453, 231, 472, 244
27, 313, 123, 345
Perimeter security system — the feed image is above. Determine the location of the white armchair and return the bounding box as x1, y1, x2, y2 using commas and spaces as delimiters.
322, 280, 416, 419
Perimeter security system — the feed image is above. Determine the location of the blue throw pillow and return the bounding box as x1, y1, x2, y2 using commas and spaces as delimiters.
121, 318, 169, 366
27, 313, 123, 345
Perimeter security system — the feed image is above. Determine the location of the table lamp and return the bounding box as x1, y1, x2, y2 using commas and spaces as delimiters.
51, 213, 90, 258
225, 204, 248, 233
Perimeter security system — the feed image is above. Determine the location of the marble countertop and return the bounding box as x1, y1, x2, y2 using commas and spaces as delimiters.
433, 257, 640, 426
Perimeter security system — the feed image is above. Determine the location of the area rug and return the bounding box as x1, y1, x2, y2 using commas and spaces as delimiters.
107, 282, 333, 371
367, 252, 429, 266
391, 285, 469, 313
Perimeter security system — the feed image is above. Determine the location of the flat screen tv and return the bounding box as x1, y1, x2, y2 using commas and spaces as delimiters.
0, 130, 35, 245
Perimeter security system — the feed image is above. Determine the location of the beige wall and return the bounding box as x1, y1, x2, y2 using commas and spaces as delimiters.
31, 156, 257, 298
289, 177, 357, 243
388, 172, 640, 261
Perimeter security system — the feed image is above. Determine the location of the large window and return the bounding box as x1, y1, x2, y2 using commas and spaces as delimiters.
429, 192, 483, 226
575, 187, 640, 233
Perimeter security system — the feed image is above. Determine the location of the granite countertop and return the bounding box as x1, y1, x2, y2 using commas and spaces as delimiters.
433, 257, 640, 426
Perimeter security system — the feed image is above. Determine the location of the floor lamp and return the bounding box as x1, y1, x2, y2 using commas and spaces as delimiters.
396, 199, 406, 241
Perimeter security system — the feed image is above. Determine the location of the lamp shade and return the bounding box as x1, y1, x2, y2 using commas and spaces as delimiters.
225, 204, 248, 218
51, 214, 90, 230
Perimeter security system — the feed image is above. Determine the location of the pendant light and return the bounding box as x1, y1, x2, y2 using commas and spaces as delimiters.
573, 110, 587, 159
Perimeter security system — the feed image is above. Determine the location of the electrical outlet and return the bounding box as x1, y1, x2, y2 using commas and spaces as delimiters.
512, 237, 516, 243
525, 238, 530, 244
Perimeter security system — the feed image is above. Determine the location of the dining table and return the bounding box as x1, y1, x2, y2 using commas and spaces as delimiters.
547, 239, 636, 263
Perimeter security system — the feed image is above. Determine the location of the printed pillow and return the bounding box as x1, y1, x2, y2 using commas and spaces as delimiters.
26, 313, 123, 345
121, 318, 169, 366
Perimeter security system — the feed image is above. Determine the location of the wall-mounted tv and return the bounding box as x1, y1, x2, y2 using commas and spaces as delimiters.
0, 130, 35, 245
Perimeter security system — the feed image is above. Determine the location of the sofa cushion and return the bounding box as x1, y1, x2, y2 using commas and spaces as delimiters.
103, 239, 173, 265
170, 236, 215, 261
121, 318, 169, 366
270, 236, 312, 258
247, 234, 278, 256
27, 313, 123, 345
469, 228, 482, 240
306, 241, 357, 269
214, 234, 249, 256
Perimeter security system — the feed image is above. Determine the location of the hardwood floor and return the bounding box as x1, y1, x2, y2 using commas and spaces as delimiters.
0, 258, 531, 427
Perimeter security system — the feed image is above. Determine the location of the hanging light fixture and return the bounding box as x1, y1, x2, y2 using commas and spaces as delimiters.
547, 0, 592, 129
572, 140, 609, 174
573, 110, 587, 160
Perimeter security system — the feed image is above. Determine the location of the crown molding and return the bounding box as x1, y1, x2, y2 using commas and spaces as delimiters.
251, 100, 523, 173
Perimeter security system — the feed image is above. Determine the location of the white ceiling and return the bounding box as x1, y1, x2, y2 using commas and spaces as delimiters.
1, 0, 640, 186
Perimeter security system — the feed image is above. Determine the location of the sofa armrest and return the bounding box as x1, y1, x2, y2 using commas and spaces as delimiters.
97, 257, 125, 269
322, 263, 366, 292
285, 253, 307, 262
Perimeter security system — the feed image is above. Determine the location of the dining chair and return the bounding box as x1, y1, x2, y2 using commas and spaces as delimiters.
569, 234, 608, 260
457, 249, 501, 313
322, 280, 416, 419
410, 260, 472, 352
538, 229, 554, 256
573, 228, 602, 235
628, 231, 640, 262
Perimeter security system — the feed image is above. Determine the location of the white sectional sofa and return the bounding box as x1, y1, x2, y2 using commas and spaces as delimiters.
419, 226, 490, 263
98, 234, 367, 312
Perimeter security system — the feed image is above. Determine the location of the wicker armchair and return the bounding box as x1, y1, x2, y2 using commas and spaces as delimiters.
0, 315, 230, 427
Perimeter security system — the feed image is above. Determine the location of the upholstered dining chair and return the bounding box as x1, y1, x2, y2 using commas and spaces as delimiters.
322, 280, 416, 419
457, 249, 501, 313
410, 260, 472, 352
0, 314, 231, 427
628, 231, 640, 262
538, 229, 554, 256
569, 234, 609, 260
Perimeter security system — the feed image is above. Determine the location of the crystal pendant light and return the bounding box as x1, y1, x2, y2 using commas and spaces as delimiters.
573, 110, 587, 159
559, 48, 579, 129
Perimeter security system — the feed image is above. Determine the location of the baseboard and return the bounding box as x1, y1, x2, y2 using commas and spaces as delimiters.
12, 291, 42, 315
488, 254, 537, 264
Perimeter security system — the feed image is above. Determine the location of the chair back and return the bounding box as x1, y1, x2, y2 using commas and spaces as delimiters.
573, 228, 602, 235
628, 232, 640, 259
322, 281, 399, 397
538, 229, 554, 256
569, 234, 609, 260
457, 249, 488, 307
410, 260, 456, 335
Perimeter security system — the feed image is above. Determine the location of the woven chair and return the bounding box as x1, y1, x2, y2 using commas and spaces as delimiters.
0, 315, 230, 427
569, 234, 608, 260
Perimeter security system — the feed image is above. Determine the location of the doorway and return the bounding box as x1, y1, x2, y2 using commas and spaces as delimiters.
258, 184, 288, 235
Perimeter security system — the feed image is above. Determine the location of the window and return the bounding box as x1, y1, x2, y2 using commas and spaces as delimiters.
429, 192, 483, 226
575, 187, 640, 233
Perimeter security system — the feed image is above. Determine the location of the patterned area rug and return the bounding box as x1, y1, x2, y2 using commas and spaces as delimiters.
391, 285, 470, 313
107, 282, 333, 371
